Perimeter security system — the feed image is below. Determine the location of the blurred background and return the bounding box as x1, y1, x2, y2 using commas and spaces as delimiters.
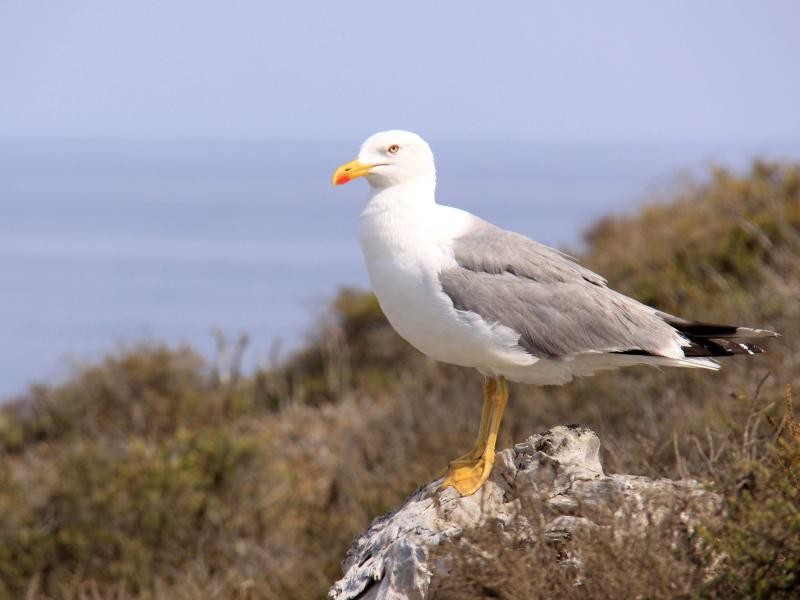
3, 3, 800, 599
2, 1, 799, 399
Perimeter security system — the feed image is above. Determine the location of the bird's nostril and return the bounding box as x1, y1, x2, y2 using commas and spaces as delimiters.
345, 167, 352, 172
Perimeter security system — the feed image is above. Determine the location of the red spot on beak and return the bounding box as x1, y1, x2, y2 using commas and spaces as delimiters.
335, 174, 351, 186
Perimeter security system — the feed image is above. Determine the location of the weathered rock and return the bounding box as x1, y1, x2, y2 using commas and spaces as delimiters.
328, 426, 721, 600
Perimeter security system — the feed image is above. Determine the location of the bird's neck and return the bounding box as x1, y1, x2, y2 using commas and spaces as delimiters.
363, 178, 436, 216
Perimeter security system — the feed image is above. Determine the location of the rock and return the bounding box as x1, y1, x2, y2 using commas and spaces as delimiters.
328, 426, 721, 600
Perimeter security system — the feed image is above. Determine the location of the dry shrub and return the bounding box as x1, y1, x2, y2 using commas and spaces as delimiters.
0, 350, 487, 599
584, 161, 800, 323
702, 386, 800, 598
432, 507, 708, 599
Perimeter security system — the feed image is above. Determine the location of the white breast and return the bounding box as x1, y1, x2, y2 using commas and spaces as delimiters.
358, 187, 535, 371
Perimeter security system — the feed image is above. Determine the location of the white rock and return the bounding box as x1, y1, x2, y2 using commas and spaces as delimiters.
329, 426, 720, 600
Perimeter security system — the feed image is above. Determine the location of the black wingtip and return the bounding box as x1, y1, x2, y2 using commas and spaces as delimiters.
681, 338, 766, 357
660, 314, 779, 340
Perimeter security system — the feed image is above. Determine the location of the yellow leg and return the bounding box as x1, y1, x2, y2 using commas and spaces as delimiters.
441, 376, 509, 496
449, 378, 496, 464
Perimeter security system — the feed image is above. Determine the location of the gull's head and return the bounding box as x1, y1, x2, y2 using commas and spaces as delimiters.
332, 130, 435, 189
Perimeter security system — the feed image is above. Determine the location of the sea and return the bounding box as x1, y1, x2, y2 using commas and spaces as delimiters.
1, 138, 797, 400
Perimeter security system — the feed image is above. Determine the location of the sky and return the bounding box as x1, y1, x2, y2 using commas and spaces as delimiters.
1, 1, 799, 142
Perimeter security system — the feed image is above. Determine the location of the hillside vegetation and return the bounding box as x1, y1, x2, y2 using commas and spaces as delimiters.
1, 162, 798, 599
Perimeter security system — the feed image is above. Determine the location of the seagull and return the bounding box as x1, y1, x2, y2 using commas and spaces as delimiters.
332, 130, 777, 496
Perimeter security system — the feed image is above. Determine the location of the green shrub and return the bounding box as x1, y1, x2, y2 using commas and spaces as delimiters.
0, 427, 263, 597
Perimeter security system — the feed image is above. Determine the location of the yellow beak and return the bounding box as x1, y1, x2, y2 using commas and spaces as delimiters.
332, 159, 375, 186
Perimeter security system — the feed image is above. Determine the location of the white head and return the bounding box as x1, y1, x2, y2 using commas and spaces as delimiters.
332, 130, 436, 189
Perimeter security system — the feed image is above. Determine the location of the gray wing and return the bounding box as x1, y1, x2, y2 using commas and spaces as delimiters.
449, 217, 607, 286
440, 219, 682, 358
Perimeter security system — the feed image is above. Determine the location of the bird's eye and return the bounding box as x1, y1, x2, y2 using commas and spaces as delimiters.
387, 144, 400, 154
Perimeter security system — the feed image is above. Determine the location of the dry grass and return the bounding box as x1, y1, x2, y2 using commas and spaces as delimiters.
431, 509, 709, 599
0, 161, 798, 599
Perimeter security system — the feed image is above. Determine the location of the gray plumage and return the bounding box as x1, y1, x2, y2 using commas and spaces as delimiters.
439, 218, 776, 360
448, 218, 606, 287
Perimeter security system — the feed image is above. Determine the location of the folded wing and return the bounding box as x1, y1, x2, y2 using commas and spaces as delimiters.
440, 218, 777, 360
